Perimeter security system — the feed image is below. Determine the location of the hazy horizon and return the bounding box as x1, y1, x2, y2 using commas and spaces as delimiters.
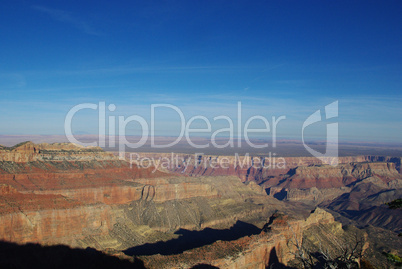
1, 134, 402, 158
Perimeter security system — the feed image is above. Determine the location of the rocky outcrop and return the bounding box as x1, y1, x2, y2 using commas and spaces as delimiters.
326, 183, 402, 233
0, 158, 166, 192
275, 162, 400, 189
79, 175, 285, 250
274, 187, 351, 205
0, 205, 115, 246
367, 156, 402, 173
124, 151, 402, 239
33, 179, 218, 205
267, 162, 401, 204
138, 208, 339, 269
0, 142, 284, 252
0, 185, 113, 245
130, 153, 402, 181
0, 142, 399, 268
139, 207, 398, 269
0, 174, 282, 251
0, 141, 113, 163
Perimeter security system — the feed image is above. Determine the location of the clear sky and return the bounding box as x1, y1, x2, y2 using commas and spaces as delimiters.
0, 0, 401, 144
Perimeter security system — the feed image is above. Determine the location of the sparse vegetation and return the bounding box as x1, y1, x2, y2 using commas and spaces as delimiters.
386, 199, 402, 209
382, 252, 402, 267
290, 227, 368, 269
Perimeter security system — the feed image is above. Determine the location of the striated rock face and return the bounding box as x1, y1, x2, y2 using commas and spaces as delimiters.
131, 153, 401, 180
0, 174, 284, 250
82, 175, 286, 250
271, 162, 400, 190
367, 156, 402, 173
264, 161, 402, 235
327, 183, 402, 233
0, 142, 167, 195
277, 187, 351, 205
134, 151, 402, 242
140, 206, 398, 269
122, 151, 402, 244
138, 208, 339, 269
268, 162, 401, 202
0, 142, 288, 252
0, 142, 165, 247
0, 142, 400, 268
33, 180, 218, 206
0, 185, 114, 245
0, 141, 110, 163
0, 205, 115, 246
128, 153, 402, 203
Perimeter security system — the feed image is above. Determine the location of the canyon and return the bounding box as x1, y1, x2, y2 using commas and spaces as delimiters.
0, 142, 401, 268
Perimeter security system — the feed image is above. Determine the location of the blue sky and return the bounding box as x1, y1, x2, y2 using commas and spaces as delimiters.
0, 0, 401, 144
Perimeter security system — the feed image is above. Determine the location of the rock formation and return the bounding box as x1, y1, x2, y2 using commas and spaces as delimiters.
0, 142, 400, 268
0, 142, 284, 251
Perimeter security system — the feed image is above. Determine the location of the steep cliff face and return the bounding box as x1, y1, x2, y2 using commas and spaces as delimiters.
0, 143, 399, 268
79, 175, 285, 251
138, 208, 342, 269
268, 162, 401, 202
266, 160, 402, 234
139, 206, 398, 269
0, 174, 284, 251
327, 183, 402, 233
132, 152, 401, 178
274, 187, 351, 205
0, 205, 115, 246
0, 142, 164, 247
0, 143, 287, 252
130, 153, 401, 189
0, 141, 110, 163
367, 156, 402, 173
0, 142, 167, 193
123, 152, 402, 241
0, 185, 114, 245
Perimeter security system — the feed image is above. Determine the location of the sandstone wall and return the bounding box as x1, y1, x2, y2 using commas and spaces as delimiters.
0, 205, 115, 246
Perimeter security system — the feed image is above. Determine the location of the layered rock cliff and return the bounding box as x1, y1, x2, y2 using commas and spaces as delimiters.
136, 208, 362, 269
1, 142, 400, 268
128, 152, 402, 186
0, 142, 286, 252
